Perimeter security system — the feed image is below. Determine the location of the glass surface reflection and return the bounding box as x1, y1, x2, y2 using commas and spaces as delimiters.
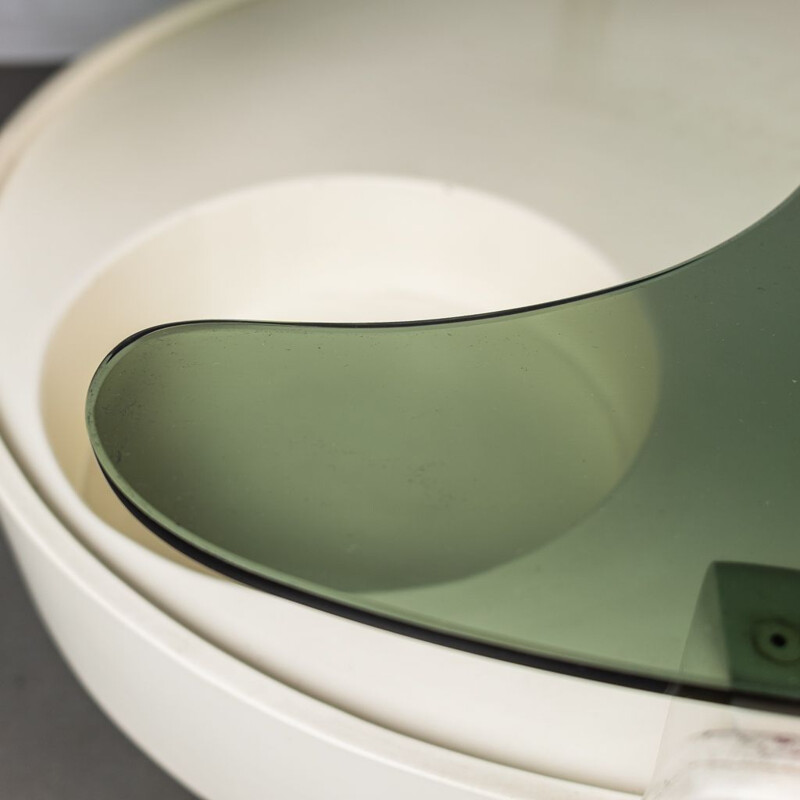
87, 190, 800, 703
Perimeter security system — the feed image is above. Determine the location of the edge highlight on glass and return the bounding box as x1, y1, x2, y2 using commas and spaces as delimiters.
87, 186, 800, 709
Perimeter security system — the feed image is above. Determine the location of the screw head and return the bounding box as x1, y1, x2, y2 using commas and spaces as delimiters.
753, 620, 800, 663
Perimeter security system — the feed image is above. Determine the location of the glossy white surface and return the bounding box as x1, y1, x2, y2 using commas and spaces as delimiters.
0, 431, 632, 800
1, 1, 800, 798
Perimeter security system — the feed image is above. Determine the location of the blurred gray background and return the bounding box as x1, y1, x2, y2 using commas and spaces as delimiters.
0, 2, 195, 796
0, 0, 178, 60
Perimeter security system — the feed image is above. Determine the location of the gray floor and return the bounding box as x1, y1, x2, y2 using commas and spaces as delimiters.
0, 65, 195, 800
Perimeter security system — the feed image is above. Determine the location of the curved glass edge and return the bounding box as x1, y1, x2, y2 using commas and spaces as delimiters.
95, 462, 800, 712
92, 460, 800, 713
91, 186, 800, 338
86, 186, 800, 709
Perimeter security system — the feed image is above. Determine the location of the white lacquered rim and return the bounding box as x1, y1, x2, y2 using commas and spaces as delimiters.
0, 1, 640, 798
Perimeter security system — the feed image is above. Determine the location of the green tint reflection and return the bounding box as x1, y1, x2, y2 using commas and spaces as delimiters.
87, 191, 800, 695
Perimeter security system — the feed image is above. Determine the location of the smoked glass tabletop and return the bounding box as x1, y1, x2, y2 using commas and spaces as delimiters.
87, 189, 800, 706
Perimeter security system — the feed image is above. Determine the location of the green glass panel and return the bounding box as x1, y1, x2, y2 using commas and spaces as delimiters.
87, 190, 800, 702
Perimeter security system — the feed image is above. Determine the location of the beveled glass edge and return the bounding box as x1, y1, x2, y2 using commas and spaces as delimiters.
85, 185, 800, 710
94, 456, 800, 714
96, 186, 799, 344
